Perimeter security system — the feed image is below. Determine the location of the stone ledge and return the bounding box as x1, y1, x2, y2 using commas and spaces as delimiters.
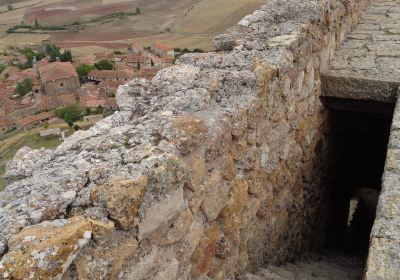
322, 0, 400, 102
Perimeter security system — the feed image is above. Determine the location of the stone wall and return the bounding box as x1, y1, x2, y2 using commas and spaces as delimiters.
366, 91, 400, 279
43, 76, 80, 95
0, 0, 370, 279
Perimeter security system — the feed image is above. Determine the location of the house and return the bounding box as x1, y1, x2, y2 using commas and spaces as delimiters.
74, 54, 96, 66
0, 97, 16, 116
0, 118, 15, 135
83, 114, 103, 123
133, 68, 160, 80
151, 42, 174, 58
40, 128, 61, 138
105, 98, 118, 111
114, 64, 134, 71
123, 55, 150, 69
87, 70, 135, 83
128, 42, 144, 55
40, 93, 77, 111
38, 62, 80, 95
16, 111, 55, 129
80, 96, 105, 109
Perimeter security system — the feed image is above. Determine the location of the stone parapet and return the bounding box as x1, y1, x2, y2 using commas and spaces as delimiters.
0, 0, 370, 279
366, 89, 400, 279
322, 0, 400, 103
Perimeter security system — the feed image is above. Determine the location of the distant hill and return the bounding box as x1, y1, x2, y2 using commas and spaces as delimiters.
0, 0, 264, 52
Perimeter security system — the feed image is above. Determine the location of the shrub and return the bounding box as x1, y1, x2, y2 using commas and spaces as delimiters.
94, 60, 113, 70
60, 49, 73, 62
76, 64, 94, 82
55, 104, 84, 125
15, 78, 33, 97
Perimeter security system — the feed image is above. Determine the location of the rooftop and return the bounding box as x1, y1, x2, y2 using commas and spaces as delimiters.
152, 41, 173, 52
38, 62, 78, 83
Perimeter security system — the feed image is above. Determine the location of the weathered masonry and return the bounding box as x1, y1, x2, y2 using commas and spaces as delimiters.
1, 0, 400, 279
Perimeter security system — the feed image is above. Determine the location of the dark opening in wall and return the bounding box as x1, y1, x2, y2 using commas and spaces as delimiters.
322, 97, 394, 258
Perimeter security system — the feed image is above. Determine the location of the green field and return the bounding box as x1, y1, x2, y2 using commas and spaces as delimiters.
0, 131, 63, 190
0, 122, 93, 191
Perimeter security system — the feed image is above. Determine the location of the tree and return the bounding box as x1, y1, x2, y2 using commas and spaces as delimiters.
45, 44, 61, 62
94, 105, 103, 115
55, 104, 84, 125
60, 49, 73, 62
15, 78, 33, 97
7, 4, 13, 11
136, 7, 141, 14
76, 64, 94, 81
94, 60, 113, 70
35, 18, 39, 28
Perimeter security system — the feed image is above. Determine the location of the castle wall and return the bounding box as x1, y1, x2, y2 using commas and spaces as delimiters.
0, 0, 371, 279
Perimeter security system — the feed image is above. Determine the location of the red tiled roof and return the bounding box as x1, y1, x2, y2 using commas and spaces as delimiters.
99, 80, 126, 87
36, 59, 49, 68
124, 55, 149, 64
0, 117, 15, 127
105, 98, 117, 108
0, 98, 16, 115
133, 68, 160, 80
129, 42, 144, 51
38, 62, 78, 83
114, 64, 134, 71
81, 96, 106, 108
37, 111, 55, 120
152, 41, 173, 52
8, 72, 24, 82
88, 70, 135, 80
40, 94, 76, 111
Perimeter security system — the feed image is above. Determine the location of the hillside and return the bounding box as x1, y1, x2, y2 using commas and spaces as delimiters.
0, 0, 264, 51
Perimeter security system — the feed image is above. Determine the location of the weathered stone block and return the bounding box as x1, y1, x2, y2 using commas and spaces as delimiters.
90, 176, 148, 230
0, 216, 92, 280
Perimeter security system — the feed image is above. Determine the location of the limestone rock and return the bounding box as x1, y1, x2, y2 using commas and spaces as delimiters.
5, 147, 53, 180
191, 223, 220, 277
201, 171, 230, 221
90, 176, 148, 230
165, 115, 208, 155
0, 216, 92, 280
139, 187, 185, 241
149, 209, 193, 246
75, 233, 138, 280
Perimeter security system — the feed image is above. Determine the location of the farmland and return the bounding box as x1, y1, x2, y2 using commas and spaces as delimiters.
0, 0, 264, 51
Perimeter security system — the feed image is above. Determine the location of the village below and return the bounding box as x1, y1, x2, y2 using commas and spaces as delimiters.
0, 38, 200, 189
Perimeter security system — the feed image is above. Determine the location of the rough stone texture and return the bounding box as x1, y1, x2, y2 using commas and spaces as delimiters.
322, 0, 400, 103
365, 91, 400, 279
0, 216, 92, 279
90, 175, 148, 230
0, 0, 370, 279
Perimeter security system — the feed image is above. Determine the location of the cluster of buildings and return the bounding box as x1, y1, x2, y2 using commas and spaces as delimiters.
0, 41, 175, 135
